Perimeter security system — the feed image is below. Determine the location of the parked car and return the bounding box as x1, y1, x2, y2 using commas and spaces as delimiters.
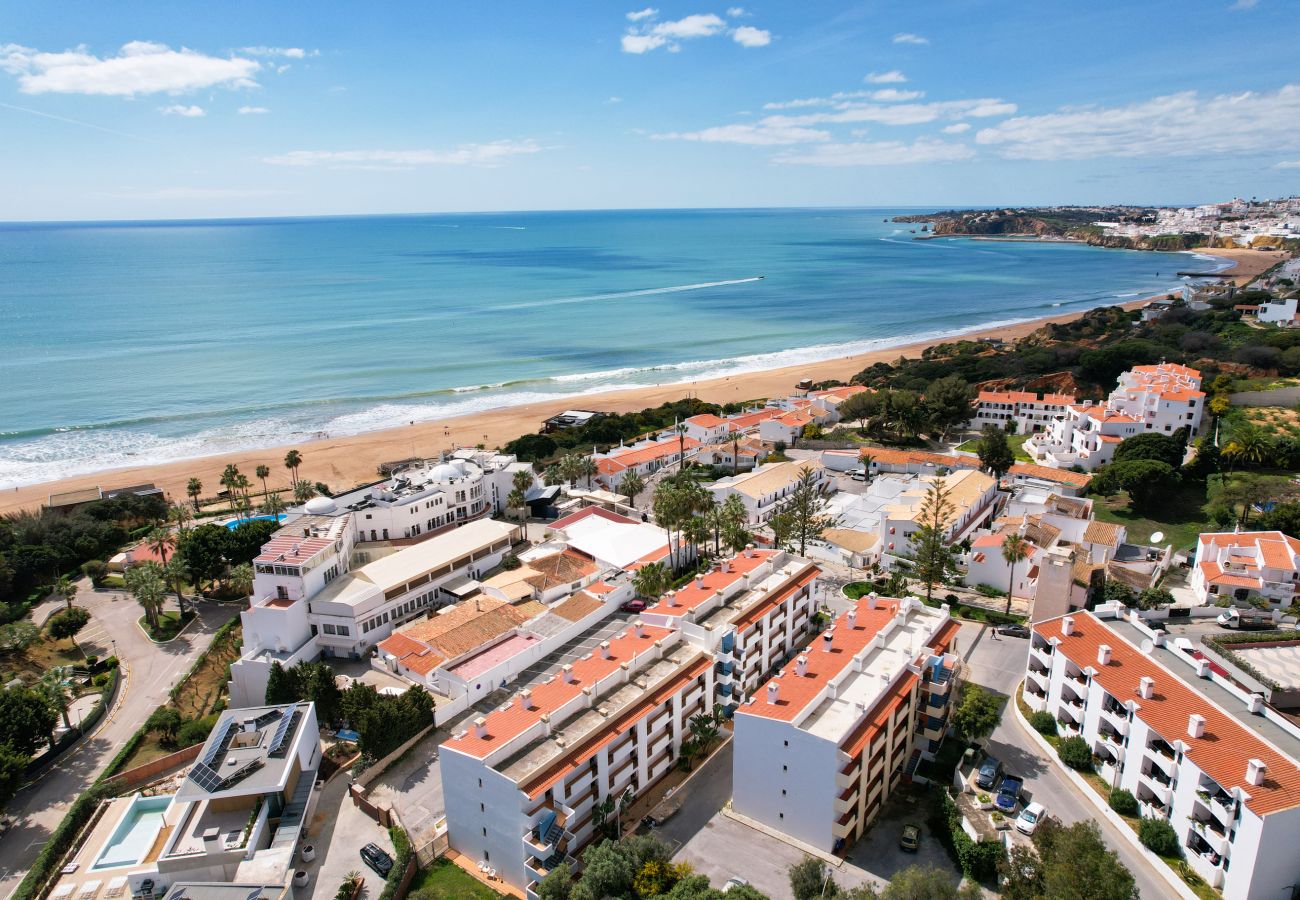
1217, 608, 1273, 630
899, 823, 922, 852
723, 878, 750, 892
850, 467, 868, 482
1016, 801, 1045, 835
996, 775, 1024, 813
996, 623, 1030, 639
975, 756, 1002, 790
360, 843, 394, 878
621, 599, 648, 613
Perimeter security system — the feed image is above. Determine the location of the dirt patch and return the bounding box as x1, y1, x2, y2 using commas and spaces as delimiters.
0, 636, 86, 684
1241, 406, 1300, 440
171, 621, 241, 719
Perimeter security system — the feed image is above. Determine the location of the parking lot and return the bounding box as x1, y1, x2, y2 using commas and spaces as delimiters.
298, 777, 395, 900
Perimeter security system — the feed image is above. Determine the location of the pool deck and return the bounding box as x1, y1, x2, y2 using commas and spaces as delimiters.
53, 797, 142, 898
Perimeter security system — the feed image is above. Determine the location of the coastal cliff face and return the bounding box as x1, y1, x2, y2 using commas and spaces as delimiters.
894, 207, 1218, 251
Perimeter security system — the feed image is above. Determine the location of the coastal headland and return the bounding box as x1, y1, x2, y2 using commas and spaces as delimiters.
0, 246, 1276, 517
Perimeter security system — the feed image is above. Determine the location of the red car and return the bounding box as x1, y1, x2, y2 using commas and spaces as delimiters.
621, 599, 647, 613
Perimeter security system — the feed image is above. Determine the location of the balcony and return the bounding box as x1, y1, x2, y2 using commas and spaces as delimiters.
1140, 770, 1172, 805
836, 786, 860, 813
837, 762, 861, 789
1146, 743, 1177, 775
1100, 705, 1129, 736
1026, 665, 1049, 689
834, 808, 859, 839
1189, 815, 1230, 856
1057, 702, 1083, 724
1024, 691, 1046, 713
1064, 668, 1088, 688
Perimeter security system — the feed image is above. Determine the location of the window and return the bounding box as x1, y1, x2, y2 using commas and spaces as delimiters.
478, 778, 483, 788
482, 827, 487, 837
323, 624, 337, 635
338, 625, 350, 636
480, 803, 485, 812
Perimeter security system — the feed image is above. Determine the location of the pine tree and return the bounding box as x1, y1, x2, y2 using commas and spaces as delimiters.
911, 476, 956, 604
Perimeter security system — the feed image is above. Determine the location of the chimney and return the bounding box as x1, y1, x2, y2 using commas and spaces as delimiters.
1246, 758, 1267, 787
600, 641, 611, 659
562, 664, 575, 683
867, 592, 878, 610
1247, 694, 1264, 714
745, 544, 755, 558
634, 620, 645, 638
1097, 644, 1112, 666
1138, 676, 1154, 699
665, 590, 677, 608
822, 630, 835, 653
1062, 616, 1075, 636
1188, 713, 1206, 739
767, 682, 780, 704
722, 558, 732, 573
1194, 659, 1210, 678
796, 654, 808, 676
695, 574, 705, 588
474, 717, 488, 739
520, 690, 534, 711
846, 609, 858, 629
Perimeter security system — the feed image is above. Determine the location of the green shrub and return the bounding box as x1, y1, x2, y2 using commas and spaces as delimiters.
1109, 789, 1139, 816
177, 714, 219, 748
1138, 817, 1181, 857
377, 826, 413, 900
1057, 736, 1093, 770
1029, 711, 1057, 736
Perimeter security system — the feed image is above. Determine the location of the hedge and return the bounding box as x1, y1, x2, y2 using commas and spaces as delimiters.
11, 783, 113, 900
938, 790, 1004, 881
378, 826, 414, 900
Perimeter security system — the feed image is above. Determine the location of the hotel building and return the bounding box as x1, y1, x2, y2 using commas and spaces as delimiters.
1027, 610, 1300, 899
706, 459, 828, 524
732, 595, 960, 853
1190, 531, 1300, 607
968, 390, 1078, 434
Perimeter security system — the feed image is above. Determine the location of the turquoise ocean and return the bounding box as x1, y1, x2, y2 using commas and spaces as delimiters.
0, 208, 1226, 488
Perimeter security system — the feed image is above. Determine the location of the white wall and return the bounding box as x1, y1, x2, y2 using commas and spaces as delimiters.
440, 750, 529, 889
732, 708, 839, 851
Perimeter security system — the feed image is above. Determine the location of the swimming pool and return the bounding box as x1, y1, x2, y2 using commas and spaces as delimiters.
93, 795, 170, 870
224, 514, 285, 530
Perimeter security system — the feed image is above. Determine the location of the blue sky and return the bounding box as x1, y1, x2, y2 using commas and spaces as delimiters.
1, 0, 1298, 219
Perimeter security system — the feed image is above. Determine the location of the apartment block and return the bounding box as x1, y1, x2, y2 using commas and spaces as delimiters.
1026, 611, 1300, 899
968, 390, 1077, 434
732, 595, 960, 853
1190, 531, 1300, 606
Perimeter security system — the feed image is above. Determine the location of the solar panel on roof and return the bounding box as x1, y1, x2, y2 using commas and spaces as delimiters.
203, 719, 238, 766
188, 761, 223, 792
268, 710, 303, 758
252, 709, 281, 729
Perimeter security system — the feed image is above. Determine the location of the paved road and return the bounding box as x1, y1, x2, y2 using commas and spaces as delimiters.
299, 776, 393, 900
958, 622, 1171, 899
0, 584, 235, 899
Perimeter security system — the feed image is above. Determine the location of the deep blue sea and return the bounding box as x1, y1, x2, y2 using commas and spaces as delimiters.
0, 208, 1224, 488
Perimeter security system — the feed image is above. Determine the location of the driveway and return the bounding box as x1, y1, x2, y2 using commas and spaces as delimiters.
0, 585, 234, 899
960, 621, 1172, 899
298, 776, 394, 900
368, 731, 445, 843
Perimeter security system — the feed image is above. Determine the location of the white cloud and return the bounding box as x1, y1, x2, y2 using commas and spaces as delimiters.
865, 70, 906, 84
892, 33, 929, 45
263, 139, 543, 169
605, 96, 623, 104
975, 84, 1300, 160
774, 138, 974, 166
870, 88, 922, 102
239, 46, 312, 58
732, 26, 771, 48
942, 122, 971, 134
1275, 160, 1300, 169
159, 103, 205, 117
0, 41, 260, 96
1230, 0, 1258, 9
726, 6, 747, 16
626, 7, 658, 21
656, 14, 726, 39
653, 122, 831, 145
768, 97, 1015, 128
238, 105, 270, 114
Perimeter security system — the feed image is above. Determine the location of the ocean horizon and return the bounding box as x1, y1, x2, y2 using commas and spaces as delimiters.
0, 207, 1225, 489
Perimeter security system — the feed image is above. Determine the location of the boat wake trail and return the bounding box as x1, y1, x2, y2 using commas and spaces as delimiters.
497, 277, 764, 311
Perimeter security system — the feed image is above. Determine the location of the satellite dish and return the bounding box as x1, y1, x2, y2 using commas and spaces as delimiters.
1150, 531, 1165, 543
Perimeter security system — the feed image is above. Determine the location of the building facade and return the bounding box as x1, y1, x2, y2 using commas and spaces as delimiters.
1190, 531, 1300, 606
968, 390, 1077, 434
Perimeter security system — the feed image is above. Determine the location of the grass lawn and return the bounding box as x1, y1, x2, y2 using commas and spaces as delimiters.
407, 859, 503, 899
138, 610, 195, 642
1092, 481, 1213, 551
956, 433, 1032, 461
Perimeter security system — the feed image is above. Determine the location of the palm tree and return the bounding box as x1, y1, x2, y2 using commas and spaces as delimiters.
125, 561, 167, 631
169, 503, 193, 534
684, 516, 710, 561
146, 526, 176, 566
730, 431, 741, 475
284, 449, 303, 487
1001, 532, 1031, 616
558, 453, 584, 488
228, 563, 255, 603
619, 469, 646, 508
54, 573, 77, 611
293, 480, 317, 504
512, 468, 534, 513
705, 503, 726, 556
507, 488, 528, 521
220, 464, 241, 506
40, 666, 76, 731
186, 477, 203, 512
163, 554, 189, 617
255, 464, 270, 498
543, 464, 563, 487
632, 561, 669, 599
261, 492, 287, 519
579, 455, 598, 489
676, 422, 689, 472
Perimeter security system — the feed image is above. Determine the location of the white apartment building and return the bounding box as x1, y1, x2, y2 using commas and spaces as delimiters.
593, 434, 700, 491
439, 624, 714, 897
49, 703, 321, 900
732, 595, 960, 853
1026, 363, 1203, 471
1191, 531, 1300, 606
229, 517, 519, 707
968, 390, 1077, 434
315, 450, 532, 544
640, 548, 821, 711
1027, 611, 1300, 899
706, 459, 828, 524
1240, 296, 1300, 327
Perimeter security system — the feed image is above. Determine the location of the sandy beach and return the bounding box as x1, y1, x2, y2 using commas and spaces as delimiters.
1, 247, 1280, 517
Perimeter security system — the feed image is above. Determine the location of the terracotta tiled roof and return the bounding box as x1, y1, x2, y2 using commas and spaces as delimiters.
643, 550, 778, 618
442, 623, 676, 760
863, 447, 980, 470
977, 390, 1077, 405
551, 506, 639, 531
730, 565, 820, 632
687, 414, 727, 428
1007, 463, 1092, 488
525, 548, 598, 591
1083, 520, 1124, 548
376, 632, 445, 676
1035, 612, 1300, 816
550, 591, 605, 622
1198, 561, 1261, 590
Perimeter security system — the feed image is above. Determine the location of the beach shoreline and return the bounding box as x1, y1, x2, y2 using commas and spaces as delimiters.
0, 246, 1278, 516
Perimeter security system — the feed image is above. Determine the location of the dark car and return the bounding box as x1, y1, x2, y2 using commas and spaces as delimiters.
996, 624, 1030, 639
975, 756, 1002, 790
621, 599, 648, 613
996, 775, 1024, 813
899, 824, 921, 852
361, 843, 394, 878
